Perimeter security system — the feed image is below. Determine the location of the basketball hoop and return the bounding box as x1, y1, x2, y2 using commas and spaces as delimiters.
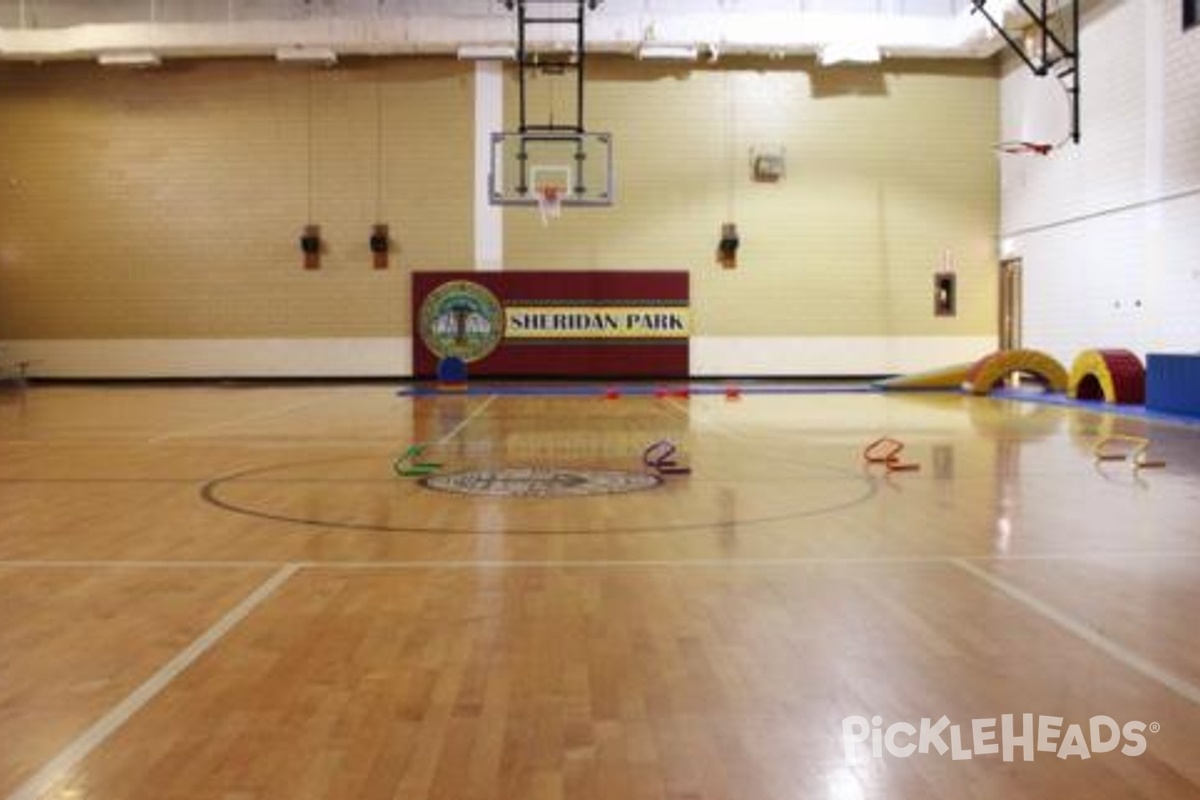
536, 185, 563, 226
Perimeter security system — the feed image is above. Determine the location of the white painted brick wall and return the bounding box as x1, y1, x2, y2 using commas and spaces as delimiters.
1164, 0, 1200, 189
1000, 0, 1200, 363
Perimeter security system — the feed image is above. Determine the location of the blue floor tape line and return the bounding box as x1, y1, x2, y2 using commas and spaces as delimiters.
393, 381, 1200, 427
990, 388, 1200, 428
396, 382, 876, 398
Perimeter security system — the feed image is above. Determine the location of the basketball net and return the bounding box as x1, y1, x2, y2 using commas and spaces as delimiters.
993, 140, 1056, 157
536, 185, 563, 226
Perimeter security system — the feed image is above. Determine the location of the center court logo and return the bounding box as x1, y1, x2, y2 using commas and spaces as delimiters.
842, 715, 1157, 764
421, 467, 662, 498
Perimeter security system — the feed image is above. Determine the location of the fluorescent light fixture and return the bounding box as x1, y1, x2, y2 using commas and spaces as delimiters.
637, 44, 699, 61
275, 46, 338, 66
97, 51, 161, 68
817, 42, 882, 67
457, 45, 517, 60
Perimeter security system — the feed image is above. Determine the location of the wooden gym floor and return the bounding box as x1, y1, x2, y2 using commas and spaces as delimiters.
1, 382, 1198, 800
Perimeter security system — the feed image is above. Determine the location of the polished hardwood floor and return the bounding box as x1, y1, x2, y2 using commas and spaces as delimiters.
1, 382, 1198, 799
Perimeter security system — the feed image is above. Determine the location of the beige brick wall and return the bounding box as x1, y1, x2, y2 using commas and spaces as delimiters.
505, 57, 999, 338
0, 53, 998, 370
0, 57, 473, 340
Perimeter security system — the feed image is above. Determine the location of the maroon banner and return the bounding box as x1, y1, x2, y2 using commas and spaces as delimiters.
412, 271, 689, 378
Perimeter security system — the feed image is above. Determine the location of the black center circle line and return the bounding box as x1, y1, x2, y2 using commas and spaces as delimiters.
198, 454, 881, 536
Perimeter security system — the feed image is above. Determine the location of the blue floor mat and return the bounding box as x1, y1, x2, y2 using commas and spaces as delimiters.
990, 387, 1200, 427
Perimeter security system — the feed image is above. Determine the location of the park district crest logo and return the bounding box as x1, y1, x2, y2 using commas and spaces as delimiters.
419, 281, 505, 363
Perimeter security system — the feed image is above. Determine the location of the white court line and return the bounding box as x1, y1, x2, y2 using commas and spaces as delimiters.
0, 560, 290, 569
663, 396, 752, 442
293, 557, 954, 569
980, 551, 1200, 562
3, 438, 403, 450
2, 552, 1200, 570
951, 558, 1200, 708
433, 394, 497, 446
292, 554, 1200, 569
5, 564, 299, 800
148, 396, 334, 444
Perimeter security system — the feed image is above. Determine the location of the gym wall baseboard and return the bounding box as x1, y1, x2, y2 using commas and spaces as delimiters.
690, 336, 995, 377
4, 336, 994, 380
1, 339, 412, 379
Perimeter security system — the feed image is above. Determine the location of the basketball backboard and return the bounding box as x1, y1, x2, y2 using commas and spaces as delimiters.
489, 131, 613, 207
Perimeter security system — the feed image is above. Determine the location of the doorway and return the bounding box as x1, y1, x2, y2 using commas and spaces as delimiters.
999, 258, 1023, 351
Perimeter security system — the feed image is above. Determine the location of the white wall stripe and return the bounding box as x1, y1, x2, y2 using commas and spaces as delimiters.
2, 335, 995, 379
690, 336, 996, 376
474, 61, 504, 272
0, 338, 411, 379
5, 565, 299, 800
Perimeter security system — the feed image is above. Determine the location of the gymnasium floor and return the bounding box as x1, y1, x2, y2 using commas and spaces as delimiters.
1, 382, 1198, 800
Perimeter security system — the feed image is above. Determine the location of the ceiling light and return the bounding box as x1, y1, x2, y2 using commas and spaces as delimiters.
274, 46, 338, 66
97, 52, 161, 68
457, 45, 517, 60
817, 42, 882, 67
636, 44, 699, 61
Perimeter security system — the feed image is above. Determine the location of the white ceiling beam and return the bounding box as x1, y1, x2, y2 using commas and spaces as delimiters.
0, 9, 1004, 62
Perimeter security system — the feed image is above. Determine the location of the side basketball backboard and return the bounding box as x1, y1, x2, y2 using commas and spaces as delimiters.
489, 131, 614, 207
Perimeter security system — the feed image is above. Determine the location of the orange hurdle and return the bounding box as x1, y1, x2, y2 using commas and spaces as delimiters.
863, 437, 921, 473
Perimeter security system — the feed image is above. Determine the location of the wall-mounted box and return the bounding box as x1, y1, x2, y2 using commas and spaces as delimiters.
934, 271, 957, 317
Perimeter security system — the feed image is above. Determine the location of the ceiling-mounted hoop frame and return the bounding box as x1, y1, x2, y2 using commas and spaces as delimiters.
971, 0, 1081, 146
491, 1, 613, 208
499, 0, 605, 137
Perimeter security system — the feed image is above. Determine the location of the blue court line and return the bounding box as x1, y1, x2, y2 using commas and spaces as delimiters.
990, 388, 1200, 428
396, 382, 876, 398
397, 381, 1200, 426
